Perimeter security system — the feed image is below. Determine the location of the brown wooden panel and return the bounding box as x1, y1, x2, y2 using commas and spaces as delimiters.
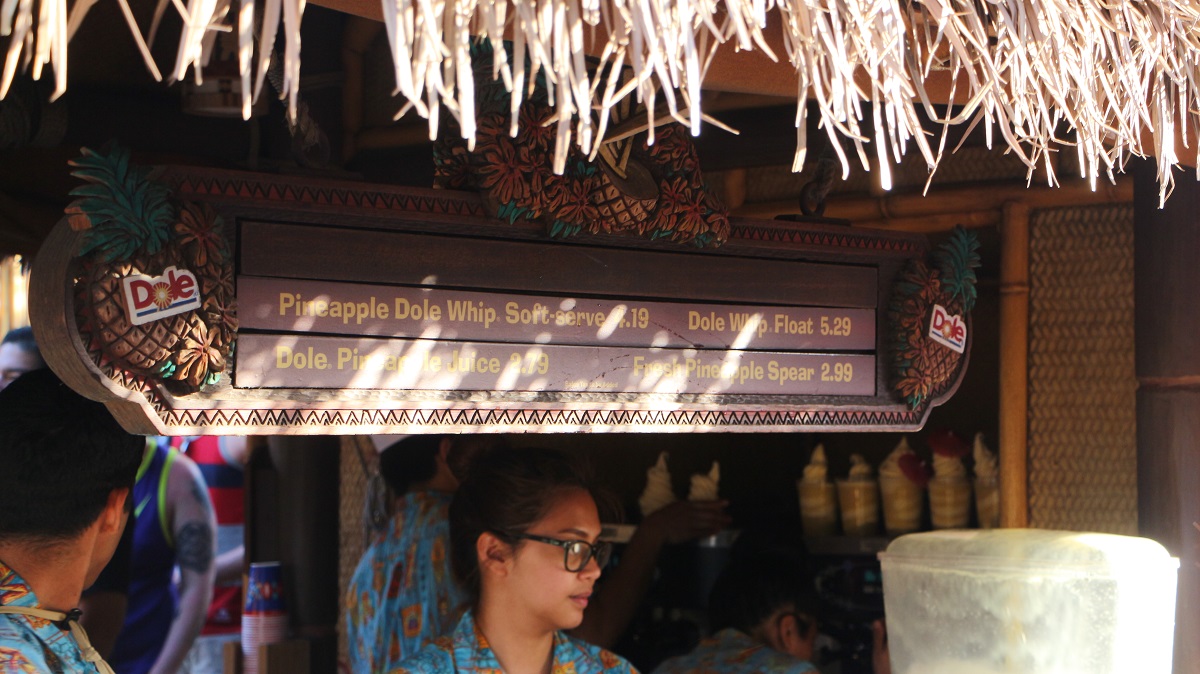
1133, 161, 1200, 674
1134, 162, 1200, 381
240, 221, 878, 308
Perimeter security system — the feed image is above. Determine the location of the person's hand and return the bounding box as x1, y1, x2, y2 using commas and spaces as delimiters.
872, 619, 891, 674
642, 500, 731, 545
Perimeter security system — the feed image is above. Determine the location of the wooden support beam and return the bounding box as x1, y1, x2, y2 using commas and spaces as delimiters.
734, 178, 1133, 223
1133, 160, 1200, 674
853, 209, 1000, 233
998, 201, 1030, 528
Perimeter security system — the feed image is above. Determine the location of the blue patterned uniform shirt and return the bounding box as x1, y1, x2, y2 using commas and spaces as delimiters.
0, 561, 99, 673
391, 610, 638, 674
652, 629, 817, 674
346, 491, 469, 673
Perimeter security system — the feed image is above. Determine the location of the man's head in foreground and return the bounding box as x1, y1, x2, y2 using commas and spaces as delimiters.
0, 369, 143, 588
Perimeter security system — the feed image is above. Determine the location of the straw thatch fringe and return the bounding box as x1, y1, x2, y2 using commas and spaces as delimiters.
4, 0, 1199, 203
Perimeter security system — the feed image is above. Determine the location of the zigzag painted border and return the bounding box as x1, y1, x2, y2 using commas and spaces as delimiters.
157, 405, 922, 430
161, 169, 921, 255
729, 221, 923, 253
95, 361, 927, 432
165, 172, 490, 218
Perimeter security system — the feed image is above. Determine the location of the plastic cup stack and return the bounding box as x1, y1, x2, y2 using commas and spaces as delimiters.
242, 562, 287, 674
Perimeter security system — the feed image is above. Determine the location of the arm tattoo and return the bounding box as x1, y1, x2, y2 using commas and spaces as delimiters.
176, 521, 214, 573
190, 479, 213, 518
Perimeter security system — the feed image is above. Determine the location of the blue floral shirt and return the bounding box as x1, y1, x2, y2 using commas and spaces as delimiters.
652, 629, 817, 674
391, 610, 638, 674
0, 560, 99, 673
346, 491, 469, 673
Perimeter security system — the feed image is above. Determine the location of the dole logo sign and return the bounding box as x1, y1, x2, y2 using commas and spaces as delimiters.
122, 266, 201, 326
928, 304, 967, 353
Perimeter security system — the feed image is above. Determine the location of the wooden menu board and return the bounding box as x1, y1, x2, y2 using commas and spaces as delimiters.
30, 166, 972, 434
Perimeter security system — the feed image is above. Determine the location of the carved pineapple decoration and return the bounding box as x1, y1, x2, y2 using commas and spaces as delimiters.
67, 145, 237, 393
432, 42, 729, 248
888, 226, 981, 411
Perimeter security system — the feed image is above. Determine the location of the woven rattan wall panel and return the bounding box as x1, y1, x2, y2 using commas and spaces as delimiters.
337, 437, 375, 669
1028, 204, 1137, 534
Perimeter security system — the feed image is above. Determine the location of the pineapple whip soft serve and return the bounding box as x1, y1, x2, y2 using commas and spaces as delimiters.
847, 453, 873, 480
973, 433, 997, 480
880, 437, 918, 481
688, 462, 721, 501
639, 452, 677, 516
933, 451, 967, 479
802, 444, 830, 483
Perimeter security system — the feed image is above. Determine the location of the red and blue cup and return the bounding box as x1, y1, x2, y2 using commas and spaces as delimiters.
244, 562, 286, 615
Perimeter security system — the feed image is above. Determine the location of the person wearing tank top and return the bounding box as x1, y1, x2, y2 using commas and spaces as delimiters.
109, 438, 216, 674
174, 436, 250, 674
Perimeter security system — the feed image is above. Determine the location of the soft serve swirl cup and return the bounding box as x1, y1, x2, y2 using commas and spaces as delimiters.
688, 461, 721, 502
798, 444, 838, 536
836, 453, 879, 536
879, 437, 926, 535
972, 433, 1000, 528
639, 451, 677, 517
928, 453, 970, 529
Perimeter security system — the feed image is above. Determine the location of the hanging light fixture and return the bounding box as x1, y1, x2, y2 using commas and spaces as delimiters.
181, 29, 269, 118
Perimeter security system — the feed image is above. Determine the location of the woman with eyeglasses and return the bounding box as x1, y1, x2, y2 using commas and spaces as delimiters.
391, 445, 637, 674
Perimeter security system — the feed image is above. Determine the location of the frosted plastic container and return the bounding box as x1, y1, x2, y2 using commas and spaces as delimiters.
879, 529, 1178, 674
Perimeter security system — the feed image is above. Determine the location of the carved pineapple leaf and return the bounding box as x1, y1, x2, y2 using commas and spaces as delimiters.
935, 226, 982, 313
68, 144, 174, 262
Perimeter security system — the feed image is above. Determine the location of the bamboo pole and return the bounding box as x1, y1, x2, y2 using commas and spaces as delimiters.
854, 209, 1000, 233
998, 201, 1030, 528
723, 168, 748, 211
0, 257, 29, 336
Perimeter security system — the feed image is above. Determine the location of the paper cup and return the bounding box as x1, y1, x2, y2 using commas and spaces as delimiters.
798, 480, 838, 536
928, 478, 971, 529
974, 476, 1000, 529
879, 475, 924, 535
836, 479, 879, 536
242, 613, 288, 674
245, 562, 285, 615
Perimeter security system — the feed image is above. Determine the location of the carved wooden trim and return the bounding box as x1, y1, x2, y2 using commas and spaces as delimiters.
32, 164, 972, 435
156, 405, 929, 434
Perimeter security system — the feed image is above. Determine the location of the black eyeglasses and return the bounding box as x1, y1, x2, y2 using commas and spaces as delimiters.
508, 533, 612, 572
